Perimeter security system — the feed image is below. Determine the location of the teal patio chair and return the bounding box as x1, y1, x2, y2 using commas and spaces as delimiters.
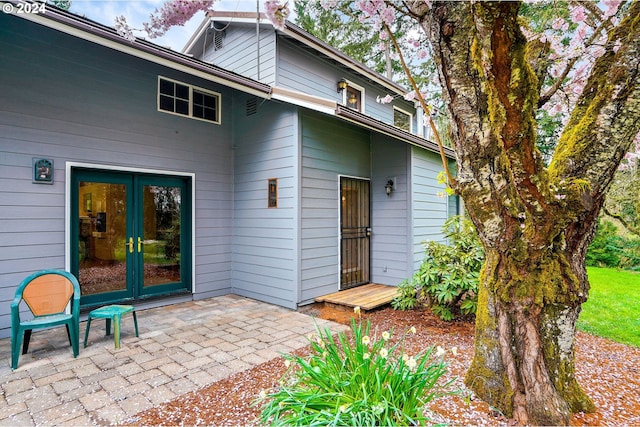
10, 270, 81, 369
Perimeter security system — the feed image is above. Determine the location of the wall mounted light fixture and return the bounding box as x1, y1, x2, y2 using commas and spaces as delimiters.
385, 179, 394, 197
337, 78, 348, 92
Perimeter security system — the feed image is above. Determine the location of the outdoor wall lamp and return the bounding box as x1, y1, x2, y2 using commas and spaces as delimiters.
337, 78, 348, 92
385, 179, 394, 197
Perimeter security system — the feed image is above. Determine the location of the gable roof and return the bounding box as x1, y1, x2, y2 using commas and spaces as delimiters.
184, 11, 408, 98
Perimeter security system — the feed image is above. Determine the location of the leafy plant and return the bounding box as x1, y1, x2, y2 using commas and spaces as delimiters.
393, 215, 483, 321
257, 309, 454, 426
586, 219, 640, 270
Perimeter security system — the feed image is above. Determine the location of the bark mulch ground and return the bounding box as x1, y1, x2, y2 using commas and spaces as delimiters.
129, 304, 640, 426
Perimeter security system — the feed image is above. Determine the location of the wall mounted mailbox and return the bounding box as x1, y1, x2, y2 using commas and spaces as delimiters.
33, 158, 54, 184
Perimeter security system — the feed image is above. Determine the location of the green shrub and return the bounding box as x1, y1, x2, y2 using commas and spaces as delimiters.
586, 220, 623, 268
257, 310, 454, 426
586, 220, 640, 270
393, 215, 483, 321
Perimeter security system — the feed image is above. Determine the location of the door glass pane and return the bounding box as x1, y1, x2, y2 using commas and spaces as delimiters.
142, 185, 182, 287
78, 182, 128, 296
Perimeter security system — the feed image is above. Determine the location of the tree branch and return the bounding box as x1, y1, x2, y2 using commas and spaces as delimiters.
382, 22, 457, 188
538, 19, 610, 107
602, 205, 640, 236
550, 1, 640, 204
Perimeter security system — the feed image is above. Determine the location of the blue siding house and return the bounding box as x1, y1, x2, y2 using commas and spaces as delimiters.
0, 6, 456, 339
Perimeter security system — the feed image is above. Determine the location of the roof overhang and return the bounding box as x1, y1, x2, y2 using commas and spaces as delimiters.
335, 106, 456, 159
5, 1, 272, 98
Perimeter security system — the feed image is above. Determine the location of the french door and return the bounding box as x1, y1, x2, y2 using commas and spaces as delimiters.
340, 177, 370, 290
71, 169, 191, 307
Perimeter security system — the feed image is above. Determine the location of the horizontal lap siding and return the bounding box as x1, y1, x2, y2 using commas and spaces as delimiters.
0, 15, 235, 338
370, 135, 411, 286
277, 40, 405, 123
300, 111, 370, 303
411, 146, 449, 270
203, 25, 276, 85
232, 97, 298, 308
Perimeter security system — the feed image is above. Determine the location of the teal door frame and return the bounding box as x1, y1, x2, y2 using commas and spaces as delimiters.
70, 168, 192, 308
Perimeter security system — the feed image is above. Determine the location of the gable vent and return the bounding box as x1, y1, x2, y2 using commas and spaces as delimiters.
214, 29, 226, 51
246, 97, 258, 116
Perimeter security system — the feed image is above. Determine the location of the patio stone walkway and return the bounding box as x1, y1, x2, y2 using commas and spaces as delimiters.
0, 295, 348, 426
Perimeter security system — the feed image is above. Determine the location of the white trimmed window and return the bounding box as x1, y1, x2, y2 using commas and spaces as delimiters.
342, 80, 365, 113
393, 106, 413, 133
158, 76, 221, 124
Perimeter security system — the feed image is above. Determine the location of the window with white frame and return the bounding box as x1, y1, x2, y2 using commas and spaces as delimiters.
393, 106, 413, 133
342, 80, 365, 113
158, 76, 221, 124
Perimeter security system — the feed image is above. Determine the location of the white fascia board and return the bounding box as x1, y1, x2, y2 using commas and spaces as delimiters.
271, 86, 337, 116
182, 16, 213, 54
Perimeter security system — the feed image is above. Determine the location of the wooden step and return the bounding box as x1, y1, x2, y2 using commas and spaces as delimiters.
315, 283, 398, 311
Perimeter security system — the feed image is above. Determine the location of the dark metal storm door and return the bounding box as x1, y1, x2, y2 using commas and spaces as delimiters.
340, 177, 371, 290
71, 169, 191, 308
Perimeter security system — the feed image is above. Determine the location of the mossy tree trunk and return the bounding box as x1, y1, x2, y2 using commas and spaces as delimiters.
407, 1, 640, 425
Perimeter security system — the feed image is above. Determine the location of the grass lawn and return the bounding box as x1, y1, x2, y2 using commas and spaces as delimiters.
578, 266, 640, 347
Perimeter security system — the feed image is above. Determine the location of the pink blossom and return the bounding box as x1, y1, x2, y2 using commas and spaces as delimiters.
552, 18, 565, 30
320, 0, 337, 10
576, 24, 588, 41
264, 0, 289, 31
114, 15, 136, 42
376, 94, 393, 104
603, 0, 622, 18
570, 6, 586, 23
404, 91, 416, 101
379, 5, 395, 25
417, 49, 428, 60
379, 30, 388, 40
590, 45, 606, 59
123, 0, 214, 39
549, 64, 563, 78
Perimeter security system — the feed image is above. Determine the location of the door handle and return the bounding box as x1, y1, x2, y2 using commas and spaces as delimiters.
128, 237, 134, 253
138, 237, 143, 253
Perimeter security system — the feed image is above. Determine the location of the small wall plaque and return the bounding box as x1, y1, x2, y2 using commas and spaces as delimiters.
33, 158, 54, 184
268, 178, 278, 208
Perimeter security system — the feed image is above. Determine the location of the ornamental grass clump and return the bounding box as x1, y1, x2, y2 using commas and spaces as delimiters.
257, 307, 454, 426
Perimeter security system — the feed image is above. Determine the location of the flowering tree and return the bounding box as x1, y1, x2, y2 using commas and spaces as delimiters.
384, 2, 639, 425
114, 1, 640, 425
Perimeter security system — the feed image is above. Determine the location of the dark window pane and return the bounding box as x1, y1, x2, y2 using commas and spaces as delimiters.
176, 83, 189, 100
159, 95, 173, 112
204, 107, 216, 121
193, 105, 203, 118
193, 92, 203, 105
176, 99, 189, 115
159, 79, 174, 96
204, 94, 217, 109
